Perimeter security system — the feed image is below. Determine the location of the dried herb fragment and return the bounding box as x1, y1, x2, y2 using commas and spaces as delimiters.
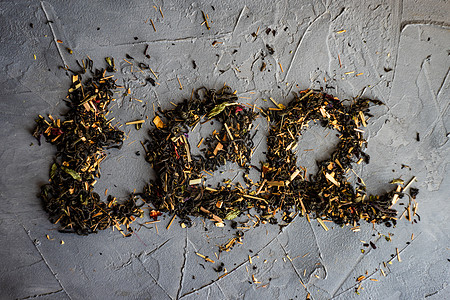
224, 209, 240, 220
410, 188, 419, 199
61, 166, 82, 181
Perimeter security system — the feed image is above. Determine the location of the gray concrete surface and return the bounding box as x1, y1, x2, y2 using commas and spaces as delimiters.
1, 1, 449, 299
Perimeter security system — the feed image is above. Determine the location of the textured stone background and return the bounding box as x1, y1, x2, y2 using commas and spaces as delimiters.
0, 1, 449, 299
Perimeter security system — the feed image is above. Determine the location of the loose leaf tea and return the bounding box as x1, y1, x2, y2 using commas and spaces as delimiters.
261, 90, 397, 226
141, 86, 258, 227
141, 87, 407, 232
32, 58, 417, 239
32, 64, 143, 235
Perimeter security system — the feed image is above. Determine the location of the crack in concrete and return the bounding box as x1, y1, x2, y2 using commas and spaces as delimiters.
277, 239, 313, 296
352, 20, 388, 103
215, 282, 227, 299
283, 10, 329, 82
92, 32, 235, 50
252, 136, 266, 156
137, 257, 174, 300
176, 230, 189, 299
106, 239, 174, 298
179, 234, 278, 299
331, 6, 345, 23
206, 285, 211, 299
331, 267, 379, 299
229, 171, 241, 184
17, 289, 64, 300
388, 0, 404, 101
111, 238, 172, 271
307, 220, 325, 262
424, 285, 448, 299
332, 233, 422, 299
112, 255, 134, 270
40, 1, 68, 67
179, 212, 325, 298
386, 232, 421, 265
331, 235, 382, 297
231, 6, 248, 37
420, 58, 448, 143
12, 258, 44, 272
21, 225, 73, 300
435, 67, 449, 99
145, 238, 173, 257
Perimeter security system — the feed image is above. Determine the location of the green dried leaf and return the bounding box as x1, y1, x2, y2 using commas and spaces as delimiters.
207, 102, 238, 119
224, 209, 240, 220
390, 178, 404, 185
61, 166, 82, 181
105, 57, 114, 67
50, 163, 58, 179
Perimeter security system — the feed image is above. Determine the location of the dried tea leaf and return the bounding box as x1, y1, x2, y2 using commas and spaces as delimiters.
50, 163, 58, 179
390, 178, 404, 185
153, 116, 164, 129
207, 102, 238, 119
213, 142, 223, 155
105, 57, 113, 67
61, 166, 82, 181
224, 209, 240, 220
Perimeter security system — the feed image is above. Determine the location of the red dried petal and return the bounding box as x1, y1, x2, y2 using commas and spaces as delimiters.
149, 210, 162, 220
